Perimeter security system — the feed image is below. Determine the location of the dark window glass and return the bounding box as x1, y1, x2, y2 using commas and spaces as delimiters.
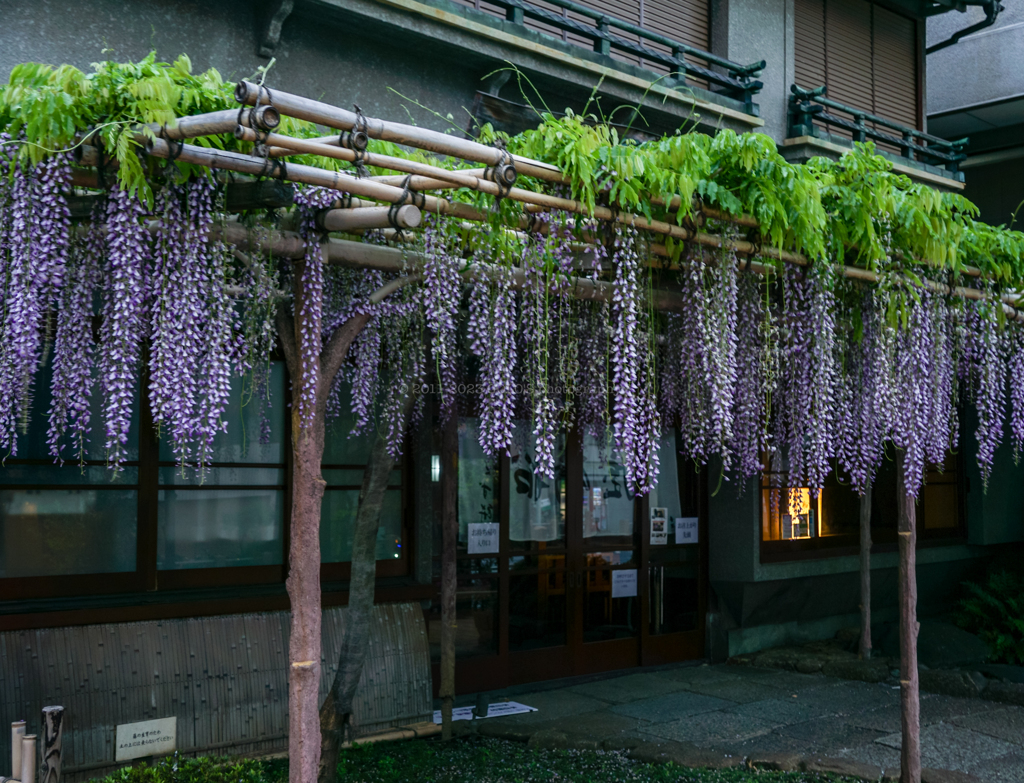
0, 489, 137, 577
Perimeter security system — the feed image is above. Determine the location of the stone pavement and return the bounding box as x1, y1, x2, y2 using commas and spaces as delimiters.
455, 662, 1024, 781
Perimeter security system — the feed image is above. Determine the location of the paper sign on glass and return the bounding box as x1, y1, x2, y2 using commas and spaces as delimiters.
650, 506, 668, 545
611, 569, 637, 598
467, 522, 500, 554
675, 517, 699, 544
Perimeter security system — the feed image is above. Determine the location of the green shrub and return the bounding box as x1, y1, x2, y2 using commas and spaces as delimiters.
956, 570, 1024, 665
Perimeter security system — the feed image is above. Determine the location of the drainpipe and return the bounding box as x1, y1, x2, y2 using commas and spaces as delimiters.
926, 0, 1004, 55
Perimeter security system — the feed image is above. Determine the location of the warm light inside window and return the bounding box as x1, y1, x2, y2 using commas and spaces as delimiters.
762, 486, 822, 541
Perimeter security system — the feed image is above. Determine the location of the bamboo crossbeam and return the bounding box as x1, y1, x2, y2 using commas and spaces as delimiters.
234, 80, 559, 183
144, 137, 487, 221
317, 205, 421, 232
234, 127, 509, 197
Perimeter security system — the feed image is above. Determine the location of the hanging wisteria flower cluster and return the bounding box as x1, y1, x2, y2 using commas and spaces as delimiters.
2, 141, 1024, 507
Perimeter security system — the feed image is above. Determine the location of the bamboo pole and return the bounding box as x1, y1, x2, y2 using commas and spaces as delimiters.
69, 130, 1012, 319
20, 735, 35, 783
316, 205, 421, 233
235, 127, 513, 197
235, 80, 558, 182
859, 486, 872, 660
11, 721, 25, 780
895, 452, 921, 783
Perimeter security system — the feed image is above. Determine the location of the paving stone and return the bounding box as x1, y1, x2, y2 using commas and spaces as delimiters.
983, 680, 1024, 706
610, 691, 734, 723
951, 706, 1024, 746
748, 752, 803, 771
919, 692, 996, 725
492, 689, 608, 724
789, 681, 896, 716
781, 715, 888, 753
527, 728, 569, 749
568, 672, 689, 704
920, 768, 984, 783
823, 658, 892, 684
848, 703, 903, 734
541, 710, 646, 744
920, 669, 983, 699
968, 751, 1024, 783
837, 742, 902, 777
682, 677, 783, 704
875, 722, 1019, 773
726, 696, 833, 724
802, 756, 884, 779
644, 710, 777, 744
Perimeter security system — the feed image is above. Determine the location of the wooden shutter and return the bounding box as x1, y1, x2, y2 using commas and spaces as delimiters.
872, 6, 918, 131
794, 0, 826, 92
793, 0, 921, 137
824, 0, 874, 128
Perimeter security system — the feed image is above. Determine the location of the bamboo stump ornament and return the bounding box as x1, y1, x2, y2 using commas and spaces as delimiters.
40, 708, 62, 783
19, 735, 35, 783
895, 451, 921, 783
11, 721, 25, 780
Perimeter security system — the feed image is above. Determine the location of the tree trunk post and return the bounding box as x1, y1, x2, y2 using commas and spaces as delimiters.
40, 707, 63, 783
286, 258, 326, 783
895, 452, 921, 783
859, 484, 872, 660
440, 412, 458, 741
319, 406, 410, 783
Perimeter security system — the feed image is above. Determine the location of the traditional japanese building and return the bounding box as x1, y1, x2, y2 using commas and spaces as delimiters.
0, 0, 1019, 773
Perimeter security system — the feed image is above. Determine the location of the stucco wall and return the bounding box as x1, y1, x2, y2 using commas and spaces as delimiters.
927, 1, 1024, 116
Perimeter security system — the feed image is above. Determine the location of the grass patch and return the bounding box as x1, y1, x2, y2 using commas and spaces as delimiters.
94, 739, 866, 783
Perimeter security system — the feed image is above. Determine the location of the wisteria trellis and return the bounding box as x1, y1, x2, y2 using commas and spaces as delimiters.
0, 153, 1022, 500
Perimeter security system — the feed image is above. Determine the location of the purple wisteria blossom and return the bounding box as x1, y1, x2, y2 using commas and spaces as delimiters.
99, 186, 150, 471
420, 216, 461, 420
293, 186, 338, 428
47, 213, 101, 462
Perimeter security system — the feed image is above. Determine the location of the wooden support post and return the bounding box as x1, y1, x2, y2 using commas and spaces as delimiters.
20, 735, 35, 783
40, 708, 62, 783
859, 485, 872, 660
895, 451, 921, 783
439, 412, 458, 741
11, 721, 25, 780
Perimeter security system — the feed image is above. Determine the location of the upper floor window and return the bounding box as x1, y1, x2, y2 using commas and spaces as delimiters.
794, 0, 920, 136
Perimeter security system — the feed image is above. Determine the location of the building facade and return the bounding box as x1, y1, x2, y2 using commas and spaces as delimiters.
0, 0, 1021, 768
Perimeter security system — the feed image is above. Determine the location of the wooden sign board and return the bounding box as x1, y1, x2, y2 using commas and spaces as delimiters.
115, 717, 176, 761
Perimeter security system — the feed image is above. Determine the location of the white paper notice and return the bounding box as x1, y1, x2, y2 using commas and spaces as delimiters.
115, 717, 177, 761
611, 569, 638, 598
675, 517, 699, 544
467, 522, 500, 554
650, 506, 668, 546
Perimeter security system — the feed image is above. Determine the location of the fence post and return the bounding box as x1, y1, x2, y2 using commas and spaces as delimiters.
40, 709, 63, 783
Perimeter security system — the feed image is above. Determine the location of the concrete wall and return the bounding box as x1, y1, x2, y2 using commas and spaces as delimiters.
0, 0, 478, 136
927, 1, 1024, 118
711, 0, 795, 141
